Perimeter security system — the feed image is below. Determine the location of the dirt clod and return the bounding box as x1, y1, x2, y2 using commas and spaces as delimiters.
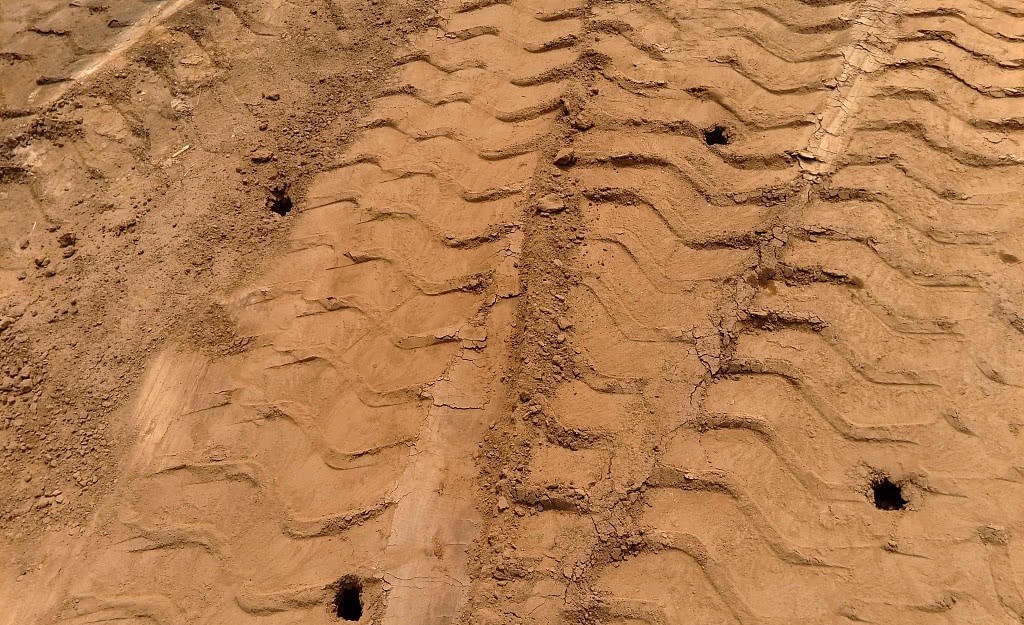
535, 194, 565, 214
250, 149, 274, 164
554, 148, 576, 167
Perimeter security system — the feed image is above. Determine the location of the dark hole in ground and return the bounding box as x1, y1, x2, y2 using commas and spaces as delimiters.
334, 581, 363, 621
703, 125, 730, 146
268, 185, 293, 216
871, 476, 907, 511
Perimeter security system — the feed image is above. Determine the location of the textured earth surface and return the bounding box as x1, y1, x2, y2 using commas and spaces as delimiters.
2, 0, 1024, 624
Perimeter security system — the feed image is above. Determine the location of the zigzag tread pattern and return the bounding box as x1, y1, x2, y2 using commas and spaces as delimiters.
464, 0, 1024, 624
32, 1, 548, 624
27, 0, 1024, 624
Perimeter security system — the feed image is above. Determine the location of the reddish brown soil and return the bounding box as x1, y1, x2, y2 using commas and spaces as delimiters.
2, 0, 1024, 624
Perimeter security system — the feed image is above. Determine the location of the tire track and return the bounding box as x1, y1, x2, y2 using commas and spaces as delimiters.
13, 0, 1024, 623
804, 0, 903, 171
464, 0, 1024, 624
28, 1, 542, 622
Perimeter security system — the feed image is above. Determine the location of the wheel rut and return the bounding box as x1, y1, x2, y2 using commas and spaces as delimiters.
463, 0, 1024, 624
10, 0, 1024, 624
803, 0, 904, 171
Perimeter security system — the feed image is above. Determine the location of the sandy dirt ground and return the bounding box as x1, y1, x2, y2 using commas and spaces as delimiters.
2, 0, 1024, 623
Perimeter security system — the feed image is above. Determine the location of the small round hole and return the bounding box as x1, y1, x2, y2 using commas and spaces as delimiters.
871, 476, 907, 511
268, 184, 293, 216
703, 125, 731, 146
333, 580, 363, 621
